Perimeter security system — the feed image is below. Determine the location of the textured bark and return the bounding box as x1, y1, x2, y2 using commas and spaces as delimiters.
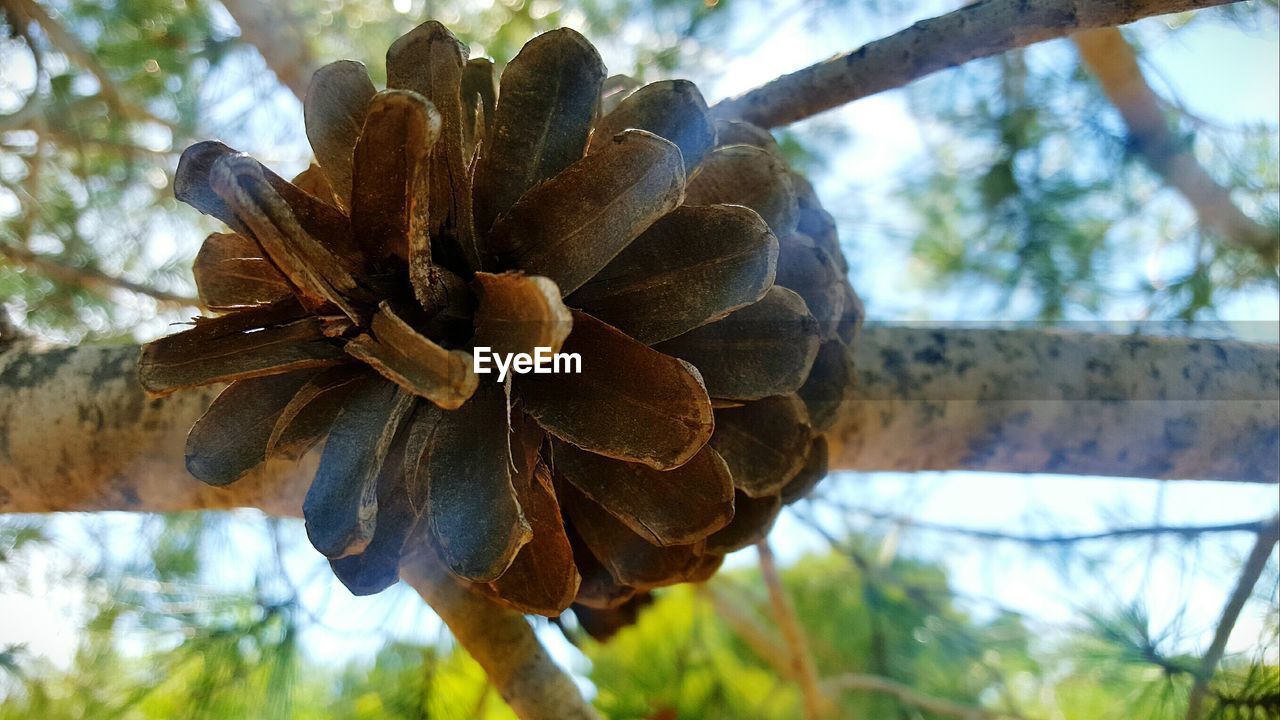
835, 326, 1279, 483
400, 544, 601, 720
219, 0, 318, 101
0, 344, 310, 515
0, 327, 1275, 516
710, 0, 1241, 128
1073, 28, 1276, 264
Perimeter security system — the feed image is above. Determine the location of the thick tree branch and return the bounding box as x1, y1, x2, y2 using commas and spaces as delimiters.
757, 540, 830, 720
1, 243, 200, 309
0, 328, 1275, 515
219, 0, 318, 102
1184, 515, 1280, 720
1072, 28, 1276, 264
399, 544, 601, 720
832, 326, 1279, 483
0, 344, 306, 515
710, 0, 1241, 128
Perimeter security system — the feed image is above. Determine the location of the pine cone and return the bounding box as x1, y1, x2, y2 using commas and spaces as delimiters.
139, 21, 862, 617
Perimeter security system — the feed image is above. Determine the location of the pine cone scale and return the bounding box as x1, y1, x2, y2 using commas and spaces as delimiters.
472, 28, 606, 236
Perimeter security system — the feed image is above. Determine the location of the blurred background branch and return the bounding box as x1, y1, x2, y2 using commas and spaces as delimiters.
1072, 27, 1277, 265
217, 0, 316, 101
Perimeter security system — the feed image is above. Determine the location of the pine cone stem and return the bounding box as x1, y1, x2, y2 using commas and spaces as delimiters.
401, 543, 602, 720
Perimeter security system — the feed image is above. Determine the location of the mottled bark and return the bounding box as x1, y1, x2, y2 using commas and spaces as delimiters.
0, 327, 1275, 517
710, 0, 1241, 129
836, 326, 1279, 483
1073, 28, 1276, 264
0, 344, 309, 515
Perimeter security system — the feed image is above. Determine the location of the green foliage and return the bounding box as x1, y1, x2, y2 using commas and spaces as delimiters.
582, 551, 1039, 719
901, 20, 1279, 322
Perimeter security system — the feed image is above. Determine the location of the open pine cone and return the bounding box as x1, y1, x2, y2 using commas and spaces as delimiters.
139, 20, 862, 618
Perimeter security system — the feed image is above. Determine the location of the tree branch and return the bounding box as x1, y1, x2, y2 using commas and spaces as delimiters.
821, 673, 1030, 720
710, 0, 1241, 128
1184, 515, 1280, 720
218, 0, 318, 102
1, 243, 200, 309
825, 506, 1275, 546
0, 328, 1275, 515
1072, 28, 1276, 264
399, 544, 601, 720
833, 326, 1279, 484
757, 540, 830, 720
708, 584, 1027, 720
0, 345, 305, 515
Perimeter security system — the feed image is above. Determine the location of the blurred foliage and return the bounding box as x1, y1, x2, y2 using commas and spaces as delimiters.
902, 11, 1279, 321
0, 0, 1275, 338
1, 513, 1274, 719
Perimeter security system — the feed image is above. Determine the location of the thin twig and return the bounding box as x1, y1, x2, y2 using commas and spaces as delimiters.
708, 584, 1030, 720
822, 673, 1032, 720
1185, 514, 1280, 720
710, 0, 1241, 128
757, 539, 830, 720
2, 0, 175, 128
703, 584, 791, 666
0, 243, 200, 308
826, 504, 1273, 546
1072, 27, 1276, 264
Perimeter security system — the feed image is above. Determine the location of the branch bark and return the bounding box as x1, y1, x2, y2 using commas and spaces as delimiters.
832, 326, 1279, 483
1072, 28, 1276, 264
709, 0, 1241, 128
1184, 515, 1280, 720
400, 544, 601, 720
1, 243, 200, 309
0, 327, 1275, 515
219, 0, 318, 102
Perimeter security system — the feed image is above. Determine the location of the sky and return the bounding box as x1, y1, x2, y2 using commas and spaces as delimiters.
1, 0, 1277, 698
